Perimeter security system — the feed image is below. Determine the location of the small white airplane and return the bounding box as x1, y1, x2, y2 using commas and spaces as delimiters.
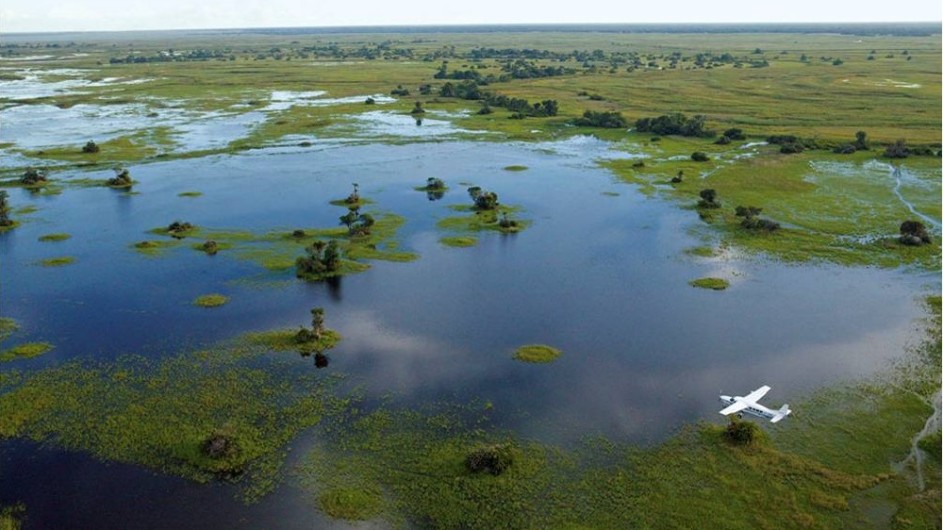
719, 385, 791, 423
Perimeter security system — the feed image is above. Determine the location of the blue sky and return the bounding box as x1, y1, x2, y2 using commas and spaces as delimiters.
1, 0, 940, 33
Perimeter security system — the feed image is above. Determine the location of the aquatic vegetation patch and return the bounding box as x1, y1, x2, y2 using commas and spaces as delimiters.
0, 341, 348, 502
178, 191, 203, 198
193, 294, 229, 308
503, 165, 528, 171
439, 236, 478, 248
243, 328, 341, 355
36, 256, 75, 267
143, 213, 414, 276
689, 277, 730, 290
684, 246, 718, 258
132, 239, 179, 256
316, 487, 384, 521
37, 233, 71, 242
0, 342, 53, 363
512, 344, 562, 363
437, 204, 530, 237
0, 503, 25, 530
0, 318, 18, 342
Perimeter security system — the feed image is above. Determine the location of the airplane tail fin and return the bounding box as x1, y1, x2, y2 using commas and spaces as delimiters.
771, 404, 791, 423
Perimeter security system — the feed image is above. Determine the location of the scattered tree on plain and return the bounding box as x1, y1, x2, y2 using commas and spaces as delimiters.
698, 189, 721, 209
899, 220, 932, 245
736, 205, 780, 231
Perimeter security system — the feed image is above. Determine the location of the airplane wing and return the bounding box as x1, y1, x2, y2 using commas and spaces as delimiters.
743, 385, 771, 403
719, 400, 749, 416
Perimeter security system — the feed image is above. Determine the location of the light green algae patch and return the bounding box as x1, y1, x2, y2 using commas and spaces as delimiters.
38, 233, 71, 242
194, 294, 230, 308
0, 342, 53, 363
689, 277, 730, 290
37, 256, 75, 267
512, 344, 562, 363
178, 191, 203, 197
503, 165, 528, 171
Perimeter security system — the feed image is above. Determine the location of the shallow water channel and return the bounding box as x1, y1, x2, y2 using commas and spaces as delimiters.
0, 137, 934, 528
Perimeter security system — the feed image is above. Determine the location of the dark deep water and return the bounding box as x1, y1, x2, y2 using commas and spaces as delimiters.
1, 137, 935, 528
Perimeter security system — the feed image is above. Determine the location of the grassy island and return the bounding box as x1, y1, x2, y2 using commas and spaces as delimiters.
512, 344, 562, 363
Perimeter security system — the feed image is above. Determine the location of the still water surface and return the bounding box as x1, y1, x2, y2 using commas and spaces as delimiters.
0, 137, 933, 528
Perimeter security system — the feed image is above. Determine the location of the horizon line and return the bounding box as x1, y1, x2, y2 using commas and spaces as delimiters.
3, 20, 941, 37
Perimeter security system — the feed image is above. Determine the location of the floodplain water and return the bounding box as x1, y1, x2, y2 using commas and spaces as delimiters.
0, 129, 934, 527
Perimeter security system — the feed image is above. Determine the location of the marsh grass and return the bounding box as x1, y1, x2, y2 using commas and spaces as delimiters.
610, 145, 941, 269
297, 400, 887, 528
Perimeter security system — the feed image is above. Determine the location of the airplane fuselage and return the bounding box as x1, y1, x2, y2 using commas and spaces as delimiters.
719, 395, 779, 421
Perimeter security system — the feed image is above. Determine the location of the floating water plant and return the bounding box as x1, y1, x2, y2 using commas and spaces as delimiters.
512, 344, 562, 363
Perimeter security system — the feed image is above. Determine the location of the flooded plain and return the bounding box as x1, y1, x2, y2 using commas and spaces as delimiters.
0, 80, 937, 527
